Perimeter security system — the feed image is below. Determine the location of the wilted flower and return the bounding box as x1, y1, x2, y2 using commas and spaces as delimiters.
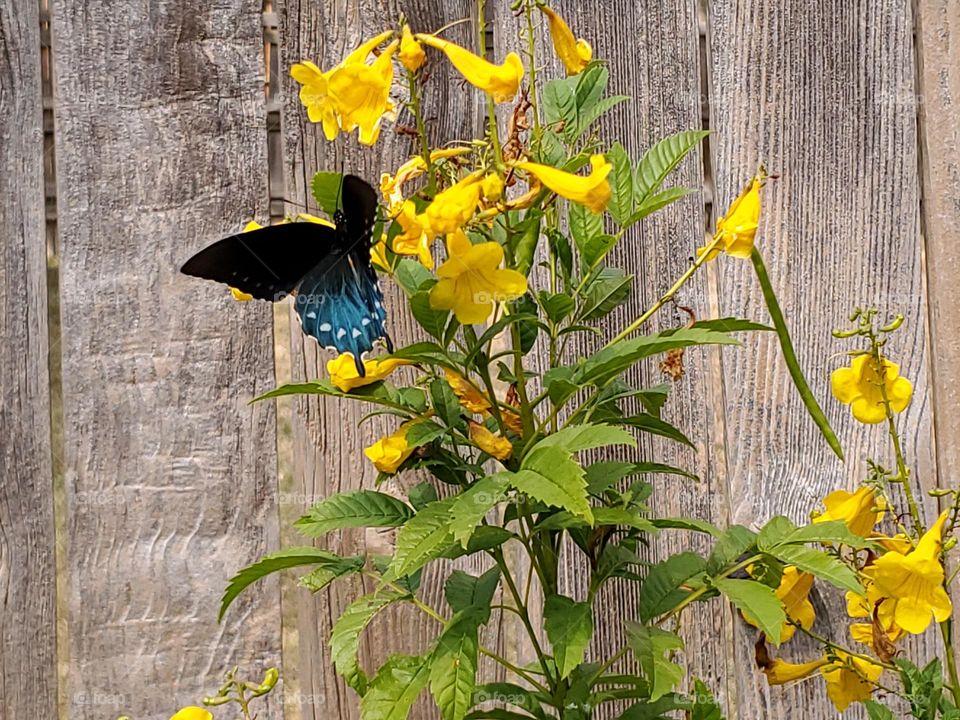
416, 34, 523, 102
469, 420, 512, 460
831, 353, 913, 425
514, 155, 612, 213
540, 5, 592, 75
443, 369, 492, 414
429, 230, 527, 324
327, 353, 408, 392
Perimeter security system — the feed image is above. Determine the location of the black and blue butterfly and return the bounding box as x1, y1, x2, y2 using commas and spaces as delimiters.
181, 175, 392, 376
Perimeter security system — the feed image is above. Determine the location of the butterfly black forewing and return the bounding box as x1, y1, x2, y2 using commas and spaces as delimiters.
181, 174, 391, 374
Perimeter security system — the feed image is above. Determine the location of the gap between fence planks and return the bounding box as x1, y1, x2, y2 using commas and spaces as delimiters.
49, 1, 282, 718
710, 0, 940, 717
0, 1, 58, 718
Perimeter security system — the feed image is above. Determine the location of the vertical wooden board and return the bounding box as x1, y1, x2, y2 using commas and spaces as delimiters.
51, 1, 282, 718
492, 1, 736, 715
709, 0, 936, 716
278, 3, 482, 718
918, 2, 960, 488
0, 1, 58, 717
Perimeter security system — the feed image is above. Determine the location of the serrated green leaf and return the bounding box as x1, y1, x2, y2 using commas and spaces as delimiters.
431, 377, 463, 428
574, 95, 629, 140
394, 259, 435, 295
592, 507, 657, 534
626, 624, 684, 701
577, 328, 739, 386
617, 413, 693, 447
650, 518, 722, 536
445, 567, 501, 616
220, 547, 339, 621
539, 291, 576, 324
688, 317, 775, 333
863, 700, 896, 720
580, 267, 632, 321
388, 498, 457, 578
607, 142, 634, 224
715, 578, 786, 645
634, 131, 708, 207
707, 525, 758, 574
776, 520, 876, 549
298, 555, 366, 592
509, 458, 593, 523
431, 613, 481, 720
579, 234, 619, 269
311, 171, 344, 215
333, 591, 408, 694
404, 419, 448, 448
535, 423, 637, 453
544, 595, 593, 678
295, 491, 414, 537
690, 678, 725, 720
471, 683, 545, 717
752, 248, 844, 460
585, 461, 698, 495
639, 552, 707, 621
448, 474, 511, 547
361, 654, 431, 720
629, 186, 697, 223
767, 544, 862, 593
756, 515, 798, 550
542, 75, 578, 132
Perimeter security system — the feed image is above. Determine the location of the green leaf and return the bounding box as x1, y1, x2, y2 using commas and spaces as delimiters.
592, 507, 657, 534
689, 678, 724, 720
431, 613, 481, 720
542, 76, 578, 131
389, 498, 457, 578
298, 555, 366, 592
688, 317, 774, 333
539, 291, 576, 324
626, 624, 684, 701
863, 700, 896, 720
448, 474, 511, 547
577, 328, 739, 386
639, 552, 707, 621
544, 595, 593, 678
707, 525, 758, 574
361, 654, 431, 720
574, 95, 629, 140
650, 518, 722, 536
408, 482, 439, 511
766, 544, 862, 593
634, 131, 709, 207
575, 64, 609, 116
617, 413, 693, 447
394, 259, 434, 295
629, 186, 697, 224
751, 248, 844, 460
405, 419, 449, 448
431, 377, 463, 428
580, 267, 633, 321
756, 515, 797, 549
569, 198, 604, 252
776, 520, 876, 549
333, 591, 408, 694
714, 578, 786, 645
512, 449, 593, 522
607, 142, 634, 225
311, 171, 344, 215
445, 567, 501, 616
510, 293, 540, 354
578, 234, 619, 270
472, 684, 545, 717
411, 292, 450, 339
295, 491, 414, 537
535, 423, 637, 452
585, 461, 698, 495
220, 547, 339, 621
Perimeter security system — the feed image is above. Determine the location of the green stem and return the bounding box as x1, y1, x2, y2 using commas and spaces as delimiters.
480, 647, 551, 694
406, 68, 435, 194
606, 235, 720, 346
476, 0, 503, 167
940, 620, 960, 706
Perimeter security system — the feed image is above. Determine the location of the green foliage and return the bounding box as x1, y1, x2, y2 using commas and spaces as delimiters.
360, 654, 431, 720
627, 624, 685, 701
714, 578, 786, 645
544, 595, 593, 678
295, 491, 414, 537
332, 591, 409, 694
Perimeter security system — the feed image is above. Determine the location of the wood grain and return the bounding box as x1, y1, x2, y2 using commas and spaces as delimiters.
708, 0, 937, 716
0, 0, 58, 717
278, 2, 484, 718
491, 1, 737, 716
50, 1, 282, 717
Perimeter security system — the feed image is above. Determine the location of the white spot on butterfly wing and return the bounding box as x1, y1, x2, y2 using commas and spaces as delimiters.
337, 328, 347, 339
352, 328, 362, 338
319, 322, 332, 332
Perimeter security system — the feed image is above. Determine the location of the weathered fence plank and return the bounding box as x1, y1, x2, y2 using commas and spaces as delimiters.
50, 1, 282, 717
278, 3, 482, 718
709, 0, 936, 716
491, 1, 737, 715
0, 1, 58, 717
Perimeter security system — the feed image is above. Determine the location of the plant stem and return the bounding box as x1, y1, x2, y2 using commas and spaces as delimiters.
476, 0, 503, 167
606, 236, 721, 346
406, 68, 435, 194
940, 620, 960, 706
479, 647, 550, 693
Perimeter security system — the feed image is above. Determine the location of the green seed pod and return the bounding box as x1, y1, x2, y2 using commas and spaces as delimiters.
202, 696, 233, 707
251, 667, 279, 696
944, 536, 957, 552
880, 314, 904, 333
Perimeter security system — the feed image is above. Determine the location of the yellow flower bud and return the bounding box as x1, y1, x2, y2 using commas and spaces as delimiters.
399, 24, 426, 72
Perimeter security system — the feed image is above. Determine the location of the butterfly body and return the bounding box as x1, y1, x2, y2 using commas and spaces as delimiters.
181, 175, 390, 375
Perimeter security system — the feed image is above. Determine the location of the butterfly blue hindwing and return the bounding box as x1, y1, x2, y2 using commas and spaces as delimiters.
181, 174, 390, 376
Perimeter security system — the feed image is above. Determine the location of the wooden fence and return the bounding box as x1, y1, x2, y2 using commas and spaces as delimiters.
1, 0, 958, 718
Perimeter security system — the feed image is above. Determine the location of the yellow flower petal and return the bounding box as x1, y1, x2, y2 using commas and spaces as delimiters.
540, 6, 592, 75
424, 174, 483, 236
170, 709, 213, 720
327, 353, 408, 392
399, 24, 426, 71
417, 34, 523, 102
814, 486, 882, 537
761, 657, 828, 685
392, 200, 434, 268
514, 154, 611, 212
820, 652, 882, 711
832, 353, 913, 425
364, 423, 415, 474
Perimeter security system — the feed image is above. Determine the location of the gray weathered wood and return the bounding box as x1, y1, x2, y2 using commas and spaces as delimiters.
709, 0, 937, 716
0, 1, 58, 717
491, 1, 736, 715
50, 1, 282, 717
278, 3, 483, 718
